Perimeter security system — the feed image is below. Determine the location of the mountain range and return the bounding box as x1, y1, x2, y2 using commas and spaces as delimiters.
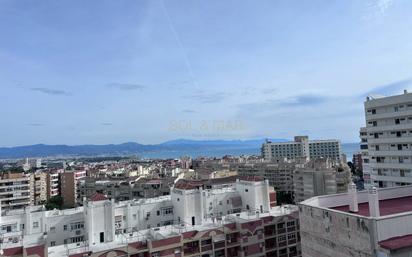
0, 139, 286, 159
0, 139, 359, 159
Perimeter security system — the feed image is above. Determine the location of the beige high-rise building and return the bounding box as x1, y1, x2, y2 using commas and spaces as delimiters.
31, 172, 48, 205
0, 172, 33, 214
293, 158, 351, 203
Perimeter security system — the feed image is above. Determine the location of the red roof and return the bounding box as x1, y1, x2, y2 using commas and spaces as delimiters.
332, 196, 412, 217
380, 234, 412, 251
89, 192, 108, 202
174, 180, 204, 190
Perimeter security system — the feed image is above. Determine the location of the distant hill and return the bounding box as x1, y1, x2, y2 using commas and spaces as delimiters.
0, 139, 358, 159
0, 138, 287, 159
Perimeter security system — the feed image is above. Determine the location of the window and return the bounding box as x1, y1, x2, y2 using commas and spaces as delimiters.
33, 222, 39, 229
63, 225, 67, 231
245, 189, 248, 192
287, 221, 295, 227
162, 207, 173, 215
70, 222, 84, 231
157, 210, 160, 216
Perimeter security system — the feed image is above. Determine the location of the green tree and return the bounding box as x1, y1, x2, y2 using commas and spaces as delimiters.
45, 196, 63, 210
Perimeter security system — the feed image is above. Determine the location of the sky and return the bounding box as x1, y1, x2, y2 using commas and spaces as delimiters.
2, 0, 412, 146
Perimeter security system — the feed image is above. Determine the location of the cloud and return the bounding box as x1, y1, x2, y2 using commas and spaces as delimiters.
188, 91, 228, 103
365, 78, 412, 96
237, 94, 329, 114
364, 0, 394, 21
277, 95, 327, 107
261, 88, 277, 95
27, 123, 44, 127
30, 87, 71, 96
182, 109, 196, 113
101, 122, 113, 126
107, 83, 146, 91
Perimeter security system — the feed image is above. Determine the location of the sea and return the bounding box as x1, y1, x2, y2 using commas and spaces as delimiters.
139, 143, 360, 160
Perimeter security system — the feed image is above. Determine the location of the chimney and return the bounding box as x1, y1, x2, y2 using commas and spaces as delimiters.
368, 186, 380, 217
348, 182, 358, 213
404, 89, 408, 94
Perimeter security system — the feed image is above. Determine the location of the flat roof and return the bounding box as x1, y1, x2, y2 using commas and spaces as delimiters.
380, 234, 412, 251
332, 195, 412, 217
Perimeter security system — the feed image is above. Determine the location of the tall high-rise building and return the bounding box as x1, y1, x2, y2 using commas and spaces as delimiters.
293, 158, 351, 203
31, 172, 48, 205
363, 90, 412, 188
261, 136, 342, 163
0, 172, 33, 214
60, 169, 86, 208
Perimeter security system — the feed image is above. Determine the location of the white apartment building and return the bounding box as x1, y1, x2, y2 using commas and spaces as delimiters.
0, 177, 290, 257
262, 136, 342, 163
46, 171, 60, 200
363, 90, 412, 188
299, 183, 412, 257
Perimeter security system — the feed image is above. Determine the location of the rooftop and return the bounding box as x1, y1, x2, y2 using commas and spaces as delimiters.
47, 205, 299, 257
332, 195, 412, 217
379, 234, 412, 251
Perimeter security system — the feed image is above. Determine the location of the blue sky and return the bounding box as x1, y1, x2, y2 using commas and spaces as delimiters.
2, 0, 412, 146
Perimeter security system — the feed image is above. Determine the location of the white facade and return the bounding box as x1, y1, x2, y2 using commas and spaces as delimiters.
363, 90, 412, 188
262, 136, 341, 163
0, 178, 275, 257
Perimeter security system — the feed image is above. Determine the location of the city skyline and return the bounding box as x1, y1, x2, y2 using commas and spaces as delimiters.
2, 0, 412, 146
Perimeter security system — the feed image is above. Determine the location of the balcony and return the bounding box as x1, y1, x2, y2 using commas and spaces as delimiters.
369, 162, 412, 169
366, 109, 412, 120
213, 241, 225, 249
201, 245, 212, 252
